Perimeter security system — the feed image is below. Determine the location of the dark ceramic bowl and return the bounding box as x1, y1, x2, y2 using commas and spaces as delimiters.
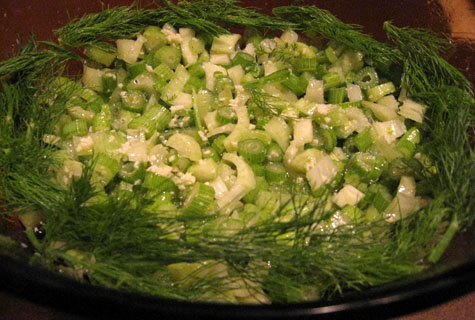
1, 1, 474, 319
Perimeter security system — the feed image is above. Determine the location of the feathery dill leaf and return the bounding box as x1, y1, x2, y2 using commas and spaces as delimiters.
0, 39, 78, 82
383, 22, 473, 94
413, 86, 475, 228
55, 6, 171, 47
273, 6, 398, 73
173, 0, 296, 31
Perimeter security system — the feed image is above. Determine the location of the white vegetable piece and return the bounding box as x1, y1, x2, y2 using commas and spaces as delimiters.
264, 117, 290, 151
306, 155, 338, 191
166, 133, 202, 161
202, 62, 227, 91
217, 153, 256, 208
210, 34, 241, 54
346, 84, 363, 102
332, 185, 365, 208
398, 99, 426, 123
372, 119, 407, 144
292, 119, 313, 146
116, 35, 145, 64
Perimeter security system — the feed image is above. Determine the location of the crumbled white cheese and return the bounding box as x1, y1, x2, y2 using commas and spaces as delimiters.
147, 164, 173, 178
172, 172, 196, 190
316, 104, 333, 115
198, 130, 208, 142
162, 23, 182, 44
170, 105, 186, 114
74, 136, 94, 154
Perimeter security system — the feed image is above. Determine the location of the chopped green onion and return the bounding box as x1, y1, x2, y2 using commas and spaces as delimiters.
327, 87, 346, 104
355, 67, 378, 89
322, 72, 342, 90
143, 171, 176, 192
61, 119, 89, 140
154, 45, 182, 69
396, 127, 421, 158
266, 142, 284, 162
294, 57, 317, 73
366, 82, 396, 101
121, 90, 147, 113
183, 183, 215, 216
354, 128, 373, 151
238, 139, 267, 164
118, 162, 145, 184
265, 162, 287, 183
318, 127, 337, 152
216, 106, 237, 124
143, 26, 167, 52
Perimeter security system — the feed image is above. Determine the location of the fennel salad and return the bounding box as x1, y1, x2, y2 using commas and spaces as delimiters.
0, 1, 473, 304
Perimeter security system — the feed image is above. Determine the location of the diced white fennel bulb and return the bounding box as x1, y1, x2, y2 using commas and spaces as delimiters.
202, 62, 227, 91
116, 35, 145, 64
82, 66, 105, 92
346, 84, 363, 102
292, 119, 313, 146
305, 155, 338, 191
305, 79, 324, 103
280, 30, 298, 43
263, 61, 280, 76
398, 99, 426, 123
264, 117, 290, 151
385, 193, 424, 222
344, 107, 371, 133
204, 111, 219, 130
210, 34, 241, 54
332, 185, 365, 208
330, 147, 347, 161
361, 100, 398, 121
242, 43, 256, 57
217, 153, 256, 209
223, 89, 251, 152
397, 176, 416, 197
179, 28, 198, 66
377, 95, 399, 112
208, 124, 236, 137
208, 176, 229, 199
227, 65, 244, 85
210, 53, 231, 66
289, 148, 324, 173
161, 65, 190, 102
170, 92, 192, 109
385, 175, 427, 222
166, 133, 202, 161
372, 119, 407, 144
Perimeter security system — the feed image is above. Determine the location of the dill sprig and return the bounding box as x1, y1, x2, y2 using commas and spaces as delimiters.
172, 0, 296, 31
55, 6, 171, 48
413, 87, 475, 229
383, 22, 473, 94
273, 6, 398, 73
0, 38, 79, 82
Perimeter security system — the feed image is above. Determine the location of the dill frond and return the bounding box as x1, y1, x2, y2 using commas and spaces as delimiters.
273, 6, 398, 73
383, 22, 473, 95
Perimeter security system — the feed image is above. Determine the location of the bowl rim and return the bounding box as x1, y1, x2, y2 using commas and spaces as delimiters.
1, 252, 475, 319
